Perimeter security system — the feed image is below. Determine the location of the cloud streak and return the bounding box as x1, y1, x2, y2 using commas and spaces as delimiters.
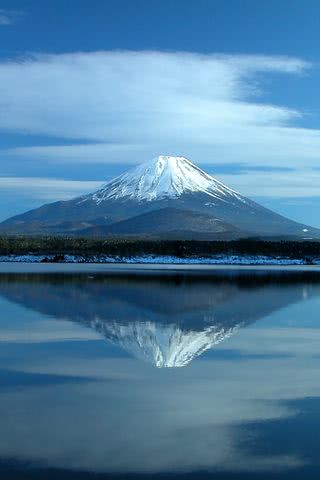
0, 9, 23, 25
0, 51, 312, 158
0, 177, 101, 201
0, 50, 319, 199
220, 169, 320, 197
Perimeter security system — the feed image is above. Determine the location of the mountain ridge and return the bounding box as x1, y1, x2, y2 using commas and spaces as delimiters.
1, 155, 319, 240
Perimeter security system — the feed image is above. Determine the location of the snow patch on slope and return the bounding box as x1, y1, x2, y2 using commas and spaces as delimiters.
84, 155, 246, 204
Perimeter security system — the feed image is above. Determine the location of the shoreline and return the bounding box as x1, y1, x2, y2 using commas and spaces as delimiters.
0, 253, 320, 267
0, 262, 320, 274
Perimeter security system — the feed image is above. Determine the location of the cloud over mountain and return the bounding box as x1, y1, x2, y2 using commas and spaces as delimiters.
0, 50, 314, 167
0, 50, 319, 206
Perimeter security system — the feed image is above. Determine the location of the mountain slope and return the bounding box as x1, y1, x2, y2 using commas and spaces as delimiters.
1, 155, 319, 239
79, 207, 247, 239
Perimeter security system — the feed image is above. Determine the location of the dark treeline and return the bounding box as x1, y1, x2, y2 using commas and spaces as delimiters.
1, 235, 320, 260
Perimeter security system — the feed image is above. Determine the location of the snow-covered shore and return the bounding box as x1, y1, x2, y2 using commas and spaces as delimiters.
0, 254, 319, 265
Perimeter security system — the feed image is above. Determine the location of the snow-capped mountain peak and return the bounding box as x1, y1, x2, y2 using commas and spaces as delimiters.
3, 153, 318, 239
88, 155, 245, 204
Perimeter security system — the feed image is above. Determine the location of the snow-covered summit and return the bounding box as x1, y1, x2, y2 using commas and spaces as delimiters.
88, 155, 245, 204
4, 153, 318, 239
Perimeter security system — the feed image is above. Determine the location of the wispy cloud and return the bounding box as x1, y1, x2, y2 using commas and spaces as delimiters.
0, 50, 319, 198
0, 9, 23, 25
0, 51, 311, 159
0, 177, 101, 201
219, 169, 320, 198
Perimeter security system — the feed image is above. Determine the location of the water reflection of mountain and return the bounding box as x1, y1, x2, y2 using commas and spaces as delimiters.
0, 272, 319, 367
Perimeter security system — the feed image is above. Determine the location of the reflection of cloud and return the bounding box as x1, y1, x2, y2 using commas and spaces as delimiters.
0, 329, 99, 343
1, 321, 320, 474
1, 276, 320, 474
0, 295, 100, 342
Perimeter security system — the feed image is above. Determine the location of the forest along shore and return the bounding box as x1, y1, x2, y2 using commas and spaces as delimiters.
1, 237, 320, 264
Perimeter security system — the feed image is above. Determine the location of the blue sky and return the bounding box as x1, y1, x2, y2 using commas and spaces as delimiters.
1, 0, 320, 225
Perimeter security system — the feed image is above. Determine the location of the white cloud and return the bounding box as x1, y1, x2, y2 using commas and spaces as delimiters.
0, 51, 313, 164
0, 50, 319, 197
0, 9, 23, 25
219, 169, 320, 197
0, 177, 101, 201
5, 143, 146, 164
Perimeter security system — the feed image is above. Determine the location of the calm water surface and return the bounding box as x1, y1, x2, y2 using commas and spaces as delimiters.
1, 266, 320, 479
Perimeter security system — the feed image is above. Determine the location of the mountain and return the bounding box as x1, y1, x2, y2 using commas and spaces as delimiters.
0, 271, 317, 367
1, 155, 319, 239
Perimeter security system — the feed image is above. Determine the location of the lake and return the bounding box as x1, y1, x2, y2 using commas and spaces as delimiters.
1, 264, 320, 479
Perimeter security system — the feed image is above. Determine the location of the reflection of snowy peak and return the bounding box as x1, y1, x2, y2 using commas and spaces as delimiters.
90, 317, 241, 367
0, 273, 318, 368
